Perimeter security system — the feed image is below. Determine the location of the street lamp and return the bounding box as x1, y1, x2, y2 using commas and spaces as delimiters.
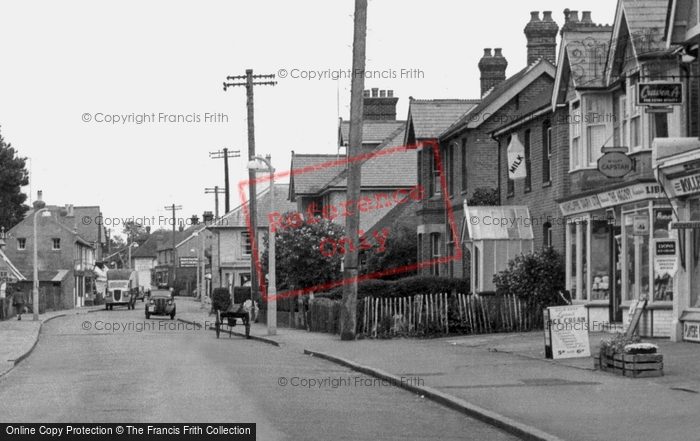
247, 155, 276, 335
33, 208, 51, 321
191, 230, 206, 309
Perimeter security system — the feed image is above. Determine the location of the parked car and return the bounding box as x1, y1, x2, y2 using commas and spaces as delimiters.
145, 289, 176, 319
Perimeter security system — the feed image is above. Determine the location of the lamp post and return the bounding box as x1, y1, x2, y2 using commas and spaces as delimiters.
247, 155, 275, 335
33, 208, 50, 321
190, 231, 205, 309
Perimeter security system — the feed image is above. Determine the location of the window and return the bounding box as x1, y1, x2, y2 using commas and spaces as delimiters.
586, 96, 607, 166
571, 101, 581, 169
524, 129, 531, 192
430, 233, 440, 276
17, 238, 26, 250
542, 121, 552, 183
461, 138, 468, 192
428, 147, 441, 197
241, 231, 252, 255
629, 79, 642, 150
620, 96, 629, 147
447, 144, 454, 197
652, 113, 669, 140
417, 233, 423, 264
543, 222, 552, 248
417, 150, 423, 189
52, 238, 60, 250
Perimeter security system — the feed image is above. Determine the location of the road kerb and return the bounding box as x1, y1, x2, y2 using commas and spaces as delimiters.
304, 349, 565, 441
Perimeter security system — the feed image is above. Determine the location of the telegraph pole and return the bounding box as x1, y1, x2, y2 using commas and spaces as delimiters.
165, 204, 182, 288
341, 0, 368, 341
205, 186, 225, 220
223, 69, 276, 304
209, 149, 240, 213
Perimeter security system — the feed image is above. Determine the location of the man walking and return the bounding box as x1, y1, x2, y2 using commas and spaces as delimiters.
12, 288, 26, 320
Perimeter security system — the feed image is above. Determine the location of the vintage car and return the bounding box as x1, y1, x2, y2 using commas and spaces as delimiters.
145, 289, 176, 319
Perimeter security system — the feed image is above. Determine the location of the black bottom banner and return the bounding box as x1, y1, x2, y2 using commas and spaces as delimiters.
3, 424, 255, 440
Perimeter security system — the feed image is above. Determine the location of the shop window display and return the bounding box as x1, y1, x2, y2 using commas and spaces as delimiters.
590, 220, 610, 300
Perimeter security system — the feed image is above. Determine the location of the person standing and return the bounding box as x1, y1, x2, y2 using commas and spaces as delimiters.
12, 288, 26, 320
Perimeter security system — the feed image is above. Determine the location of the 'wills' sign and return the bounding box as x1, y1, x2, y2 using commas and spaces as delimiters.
637, 82, 683, 106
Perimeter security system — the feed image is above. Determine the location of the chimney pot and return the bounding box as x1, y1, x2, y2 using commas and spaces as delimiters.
483, 48, 492, 57
37, 190, 43, 201
529, 11, 540, 22
581, 11, 593, 23
371, 88, 379, 97
542, 11, 553, 21
494, 48, 503, 57
146, 226, 151, 234
569, 10, 579, 22
363, 90, 370, 97
380, 90, 386, 97
387, 90, 393, 97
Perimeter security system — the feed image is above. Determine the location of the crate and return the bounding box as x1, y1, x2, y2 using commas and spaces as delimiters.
595, 350, 663, 377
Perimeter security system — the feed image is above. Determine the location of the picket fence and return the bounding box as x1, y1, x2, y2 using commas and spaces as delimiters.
302, 292, 541, 337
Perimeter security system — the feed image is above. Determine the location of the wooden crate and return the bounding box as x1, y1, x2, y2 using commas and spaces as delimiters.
595, 350, 663, 377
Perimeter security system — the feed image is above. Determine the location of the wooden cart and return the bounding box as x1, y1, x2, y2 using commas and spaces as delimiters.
214, 303, 251, 339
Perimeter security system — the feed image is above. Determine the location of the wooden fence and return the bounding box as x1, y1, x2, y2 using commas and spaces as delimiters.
305, 292, 541, 337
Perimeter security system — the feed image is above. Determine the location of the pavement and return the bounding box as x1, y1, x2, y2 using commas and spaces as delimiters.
3, 297, 700, 441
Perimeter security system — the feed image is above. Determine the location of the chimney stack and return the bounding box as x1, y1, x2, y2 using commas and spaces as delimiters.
146, 226, 151, 234
363, 88, 399, 120
190, 214, 199, 225
524, 11, 559, 65
202, 211, 214, 224
478, 48, 508, 97
33, 190, 46, 210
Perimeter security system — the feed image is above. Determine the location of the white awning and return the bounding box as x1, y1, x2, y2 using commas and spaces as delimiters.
461, 203, 534, 242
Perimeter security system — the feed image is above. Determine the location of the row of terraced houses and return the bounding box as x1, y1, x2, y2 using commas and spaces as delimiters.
388, 1, 700, 343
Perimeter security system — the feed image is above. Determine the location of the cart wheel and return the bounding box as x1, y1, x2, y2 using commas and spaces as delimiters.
245, 317, 251, 339
215, 321, 220, 338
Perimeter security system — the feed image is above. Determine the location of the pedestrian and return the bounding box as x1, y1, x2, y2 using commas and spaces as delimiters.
12, 288, 26, 320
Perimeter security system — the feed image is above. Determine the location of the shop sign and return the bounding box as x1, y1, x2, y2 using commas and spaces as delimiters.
684, 322, 700, 342
597, 183, 663, 208
179, 257, 198, 268
654, 239, 678, 278
559, 195, 602, 216
546, 305, 591, 359
670, 173, 700, 197
0, 266, 18, 284
633, 215, 649, 236
637, 82, 683, 106
671, 221, 700, 229
597, 152, 633, 178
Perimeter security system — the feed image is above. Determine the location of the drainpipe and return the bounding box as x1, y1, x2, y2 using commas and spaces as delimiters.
491, 132, 502, 206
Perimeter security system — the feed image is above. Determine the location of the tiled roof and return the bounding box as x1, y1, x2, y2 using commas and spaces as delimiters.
212, 183, 298, 229
289, 155, 346, 195
73, 206, 106, 244
331, 126, 415, 189
442, 59, 555, 136
156, 226, 199, 251
130, 230, 168, 258
491, 84, 554, 134
365, 199, 420, 236
622, 0, 669, 36
339, 120, 405, 146
407, 99, 480, 140
23, 269, 70, 282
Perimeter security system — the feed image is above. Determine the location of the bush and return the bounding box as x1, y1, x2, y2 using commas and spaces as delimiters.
315, 275, 469, 301
493, 247, 565, 312
468, 187, 499, 206
232, 287, 252, 304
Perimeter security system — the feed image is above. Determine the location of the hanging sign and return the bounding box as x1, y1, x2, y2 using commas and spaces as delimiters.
546, 305, 591, 359
597, 151, 633, 178
507, 133, 527, 179
637, 82, 683, 106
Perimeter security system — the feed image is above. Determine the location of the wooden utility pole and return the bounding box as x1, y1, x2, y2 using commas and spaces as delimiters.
164, 204, 182, 287
223, 70, 276, 304
341, 0, 368, 341
209, 149, 240, 213
205, 186, 225, 220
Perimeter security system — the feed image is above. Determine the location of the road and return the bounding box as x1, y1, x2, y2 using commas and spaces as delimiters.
0, 303, 518, 441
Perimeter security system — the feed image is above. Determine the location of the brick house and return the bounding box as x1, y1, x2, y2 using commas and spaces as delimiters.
411, 11, 558, 282
4, 194, 97, 310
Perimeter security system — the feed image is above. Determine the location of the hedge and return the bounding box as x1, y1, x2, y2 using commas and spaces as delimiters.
314, 275, 470, 301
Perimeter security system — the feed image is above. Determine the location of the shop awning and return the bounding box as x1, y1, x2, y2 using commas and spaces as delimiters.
461, 204, 534, 242
0, 249, 26, 283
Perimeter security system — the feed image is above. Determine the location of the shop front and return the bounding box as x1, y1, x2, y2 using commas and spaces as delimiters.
559, 180, 673, 336
653, 137, 700, 341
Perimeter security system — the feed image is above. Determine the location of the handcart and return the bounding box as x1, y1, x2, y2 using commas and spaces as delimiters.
215, 302, 251, 339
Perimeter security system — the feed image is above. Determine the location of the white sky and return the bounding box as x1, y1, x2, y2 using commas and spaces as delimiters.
0, 0, 617, 240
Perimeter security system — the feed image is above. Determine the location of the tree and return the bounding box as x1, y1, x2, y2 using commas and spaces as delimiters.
468, 187, 499, 206
261, 213, 345, 292
122, 220, 146, 242
363, 224, 417, 280
0, 127, 29, 230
